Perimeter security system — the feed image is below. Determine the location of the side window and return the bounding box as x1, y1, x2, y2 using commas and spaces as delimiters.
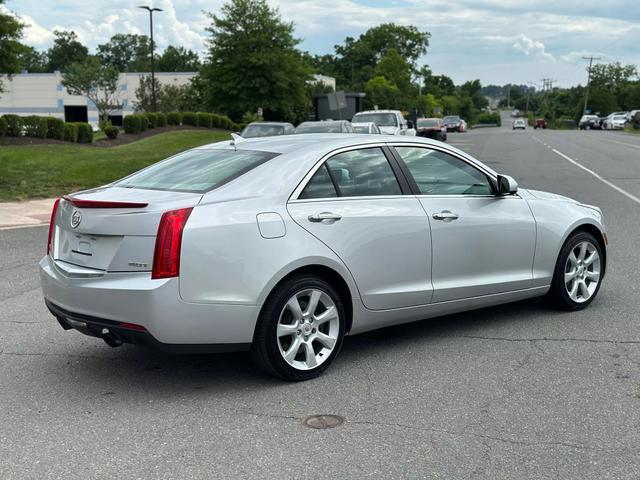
299, 164, 337, 199
326, 148, 402, 197
395, 147, 492, 195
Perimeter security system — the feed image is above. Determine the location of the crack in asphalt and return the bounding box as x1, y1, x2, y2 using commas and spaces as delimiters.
345, 418, 637, 454
428, 334, 640, 345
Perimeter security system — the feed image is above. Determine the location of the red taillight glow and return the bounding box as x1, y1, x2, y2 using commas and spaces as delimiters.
118, 322, 147, 332
47, 198, 61, 255
151, 207, 193, 279
63, 196, 148, 209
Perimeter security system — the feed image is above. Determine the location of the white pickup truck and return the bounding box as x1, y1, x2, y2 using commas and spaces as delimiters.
352, 110, 416, 136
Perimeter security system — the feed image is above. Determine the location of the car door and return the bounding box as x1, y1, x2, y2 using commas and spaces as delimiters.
287, 146, 433, 310
392, 145, 536, 303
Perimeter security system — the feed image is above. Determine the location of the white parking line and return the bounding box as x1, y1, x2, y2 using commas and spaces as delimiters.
550, 148, 640, 205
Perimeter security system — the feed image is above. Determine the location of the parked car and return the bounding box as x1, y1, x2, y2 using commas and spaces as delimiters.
579, 115, 599, 130
443, 115, 465, 132
295, 120, 354, 134
351, 110, 416, 136
534, 118, 548, 129
513, 119, 526, 130
459, 119, 468, 132
602, 114, 628, 130
240, 122, 295, 138
626, 110, 640, 123
416, 118, 447, 141
351, 122, 381, 134
41, 134, 607, 380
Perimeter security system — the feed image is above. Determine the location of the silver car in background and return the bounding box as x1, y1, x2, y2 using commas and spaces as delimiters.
41, 134, 607, 380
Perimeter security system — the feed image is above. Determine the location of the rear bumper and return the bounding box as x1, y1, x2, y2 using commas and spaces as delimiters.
39, 255, 259, 349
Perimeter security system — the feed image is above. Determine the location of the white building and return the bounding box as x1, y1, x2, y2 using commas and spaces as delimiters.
0, 72, 195, 127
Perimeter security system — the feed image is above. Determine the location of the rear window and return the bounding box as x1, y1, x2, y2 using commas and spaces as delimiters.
417, 119, 439, 127
115, 148, 278, 193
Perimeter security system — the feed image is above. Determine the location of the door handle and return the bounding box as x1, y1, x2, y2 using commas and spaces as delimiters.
432, 211, 459, 222
308, 212, 342, 222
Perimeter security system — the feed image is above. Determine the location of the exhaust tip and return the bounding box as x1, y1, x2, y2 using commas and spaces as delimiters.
101, 330, 123, 348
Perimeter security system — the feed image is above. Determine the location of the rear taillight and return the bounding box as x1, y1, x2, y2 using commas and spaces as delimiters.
47, 198, 61, 255
151, 207, 193, 279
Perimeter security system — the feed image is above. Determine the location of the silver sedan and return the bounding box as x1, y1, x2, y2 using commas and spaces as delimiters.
40, 134, 607, 380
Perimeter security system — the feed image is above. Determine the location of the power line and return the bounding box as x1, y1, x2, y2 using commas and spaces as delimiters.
582, 55, 601, 114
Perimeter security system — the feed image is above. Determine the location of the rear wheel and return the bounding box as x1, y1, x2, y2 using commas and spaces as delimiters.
251, 275, 346, 381
549, 232, 604, 310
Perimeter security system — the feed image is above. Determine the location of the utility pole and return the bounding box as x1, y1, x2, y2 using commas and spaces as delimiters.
139, 5, 163, 112
582, 55, 601, 115
541, 78, 557, 126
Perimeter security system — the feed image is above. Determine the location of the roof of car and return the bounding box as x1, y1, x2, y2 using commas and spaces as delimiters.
196, 133, 448, 155
246, 122, 291, 126
354, 110, 400, 115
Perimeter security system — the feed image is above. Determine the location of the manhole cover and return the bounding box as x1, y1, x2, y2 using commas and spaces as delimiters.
303, 414, 344, 430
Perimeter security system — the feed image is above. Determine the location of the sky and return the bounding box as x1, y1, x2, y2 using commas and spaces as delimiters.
2, 0, 639, 87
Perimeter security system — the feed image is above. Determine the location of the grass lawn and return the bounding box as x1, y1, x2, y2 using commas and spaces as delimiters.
0, 130, 230, 201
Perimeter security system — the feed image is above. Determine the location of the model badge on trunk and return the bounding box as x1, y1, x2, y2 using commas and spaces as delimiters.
70, 209, 82, 229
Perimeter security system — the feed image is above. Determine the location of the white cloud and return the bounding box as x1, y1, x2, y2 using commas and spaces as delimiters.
512, 34, 555, 61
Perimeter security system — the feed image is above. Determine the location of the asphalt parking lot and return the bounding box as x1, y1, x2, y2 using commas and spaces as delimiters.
2, 117, 640, 479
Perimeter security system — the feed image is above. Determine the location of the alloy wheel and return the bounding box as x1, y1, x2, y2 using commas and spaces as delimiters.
564, 241, 601, 303
276, 288, 340, 370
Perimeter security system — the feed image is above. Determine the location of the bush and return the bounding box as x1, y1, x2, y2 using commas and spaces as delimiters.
139, 113, 149, 132
210, 113, 222, 129
182, 112, 197, 126
167, 112, 181, 126
3, 114, 23, 136
196, 112, 213, 128
146, 112, 158, 128
104, 126, 119, 140
46, 117, 65, 140
476, 112, 501, 126
63, 123, 78, 142
74, 123, 93, 143
23, 116, 48, 138
156, 112, 167, 127
0, 117, 6, 138
123, 115, 142, 134
219, 115, 234, 130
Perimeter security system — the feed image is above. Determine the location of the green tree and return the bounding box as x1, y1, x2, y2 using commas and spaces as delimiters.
96, 34, 151, 72
415, 93, 438, 117
61, 57, 120, 126
333, 24, 430, 89
365, 76, 400, 109
47, 30, 88, 72
156, 46, 200, 72
0, 0, 25, 92
16, 44, 48, 73
419, 67, 455, 98
133, 75, 198, 112
375, 48, 412, 93
201, 0, 311, 122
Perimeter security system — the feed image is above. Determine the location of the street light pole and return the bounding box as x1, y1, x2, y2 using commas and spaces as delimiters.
138, 5, 163, 112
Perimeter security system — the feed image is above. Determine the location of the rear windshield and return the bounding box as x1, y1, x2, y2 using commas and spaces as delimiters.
295, 123, 344, 133
241, 124, 285, 138
417, 119, 439, 127
352, 113, 397, 127
115, 148, 278, 193
443, 116, 460, 123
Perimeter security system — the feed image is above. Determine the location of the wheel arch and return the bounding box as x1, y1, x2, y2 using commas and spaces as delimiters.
565, 222, 607, 273
257, 260, 358, 334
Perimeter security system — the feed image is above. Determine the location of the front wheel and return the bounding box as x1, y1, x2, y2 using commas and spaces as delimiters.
549, 232, 604, 310
252, 275, 346, 381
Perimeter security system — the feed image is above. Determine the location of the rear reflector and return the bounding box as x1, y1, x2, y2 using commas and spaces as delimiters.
151, 207, 193, 279
118, 322, 147, 332
47, 198, 61, 255
63, 196, 148, 209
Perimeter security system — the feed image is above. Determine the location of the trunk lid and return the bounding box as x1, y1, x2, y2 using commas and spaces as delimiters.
51, 187, 202, 272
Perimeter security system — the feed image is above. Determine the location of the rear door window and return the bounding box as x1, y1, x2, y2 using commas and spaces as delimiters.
299, 147, 402, 199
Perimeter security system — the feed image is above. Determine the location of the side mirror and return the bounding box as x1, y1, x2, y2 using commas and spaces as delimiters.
497, 174, 518, 195
407, 120, 414, 129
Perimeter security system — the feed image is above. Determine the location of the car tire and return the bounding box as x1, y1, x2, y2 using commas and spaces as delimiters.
549, 231, 605, 311
585, 125, 591, 130
251, 275, 346, 381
